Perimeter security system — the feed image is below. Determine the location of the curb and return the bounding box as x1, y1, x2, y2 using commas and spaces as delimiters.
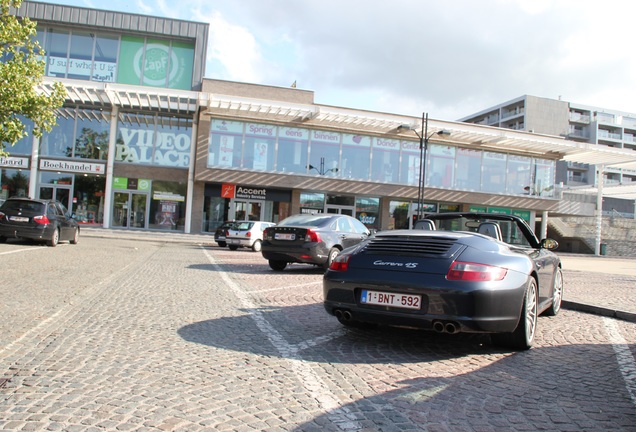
562, 301, 636, 323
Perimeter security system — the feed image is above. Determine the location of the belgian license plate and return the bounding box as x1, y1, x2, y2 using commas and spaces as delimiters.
10, 216, 29, 222
275, 233, 295, 240
360, 290, 421, 310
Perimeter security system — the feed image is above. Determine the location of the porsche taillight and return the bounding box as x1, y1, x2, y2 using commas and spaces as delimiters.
305, 229, 321, 243
329, 253, 350, 272
33, 215, 50, 225
446, 261, 507, 281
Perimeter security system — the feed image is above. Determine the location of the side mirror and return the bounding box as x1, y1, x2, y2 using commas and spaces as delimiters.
541, 238, 559, 250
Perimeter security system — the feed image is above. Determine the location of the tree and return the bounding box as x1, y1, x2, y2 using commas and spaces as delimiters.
0, 0, 66, 156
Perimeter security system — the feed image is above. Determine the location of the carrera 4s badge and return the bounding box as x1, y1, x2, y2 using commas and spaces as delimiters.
373, 260, 418, 269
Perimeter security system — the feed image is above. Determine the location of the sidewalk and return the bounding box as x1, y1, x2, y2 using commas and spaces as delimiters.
80, 228, 636, 323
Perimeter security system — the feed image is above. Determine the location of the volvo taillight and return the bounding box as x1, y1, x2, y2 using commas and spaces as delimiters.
446, 261, 507, 281
305, 229, 321, 243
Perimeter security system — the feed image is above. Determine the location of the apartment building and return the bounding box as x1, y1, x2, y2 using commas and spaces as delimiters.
459, 95, 636, 189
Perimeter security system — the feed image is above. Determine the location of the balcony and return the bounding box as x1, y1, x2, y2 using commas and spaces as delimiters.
569, 112, 590, 123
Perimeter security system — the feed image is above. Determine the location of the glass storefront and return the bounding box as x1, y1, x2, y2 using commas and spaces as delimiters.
37, 26, 194, 90
207, 119, 557, 198
1, 168, 30, 199
40, 108, 111, 159
202, 184, 291, 233
116, 113, 192, 168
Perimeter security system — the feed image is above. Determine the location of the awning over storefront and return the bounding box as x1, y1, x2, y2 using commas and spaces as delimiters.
201, 92, 636, 171
39, 77, 201, 114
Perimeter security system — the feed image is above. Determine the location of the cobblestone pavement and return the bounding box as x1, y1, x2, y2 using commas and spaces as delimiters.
0, 236, 635, 431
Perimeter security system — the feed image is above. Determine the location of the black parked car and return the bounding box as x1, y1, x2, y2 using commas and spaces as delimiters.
0, 197, 80, 247
323, 212, 563, 350
213, 221, 236, 247
261, 214, 371, 271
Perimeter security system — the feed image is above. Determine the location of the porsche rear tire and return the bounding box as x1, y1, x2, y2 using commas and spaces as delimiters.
492, 278, 538, 351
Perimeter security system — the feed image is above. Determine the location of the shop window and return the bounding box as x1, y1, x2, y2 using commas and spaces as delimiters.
533, 159, 555, 197
309, 130, 340, 177
300, 192, 325, 214
93, 35, 118, 82
341, 134, 371, 180
40, 114, 75, 157
389, 201, 410, 230
507, 155, 532, 195
399, 140, 421, 186
356, 197, 379, 230
481, 152, 507, 193
45, 29, 69, 78
149, 180, 187, 231
116, 113, 191, 168
427, 145, 455, 188
68, 32, 94, 80
74, 110, 111, 160
0, 169, 30, 199
208, 120, 244, 168
5, 117, 34, 156
277, 127, 309, 174
371, 138, 400, 183
244, 123, 276, 171
454, 148, 481, 190
117, 35, 194, 90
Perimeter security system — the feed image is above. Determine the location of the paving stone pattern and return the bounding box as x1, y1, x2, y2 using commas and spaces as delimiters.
0, 238, 635, 431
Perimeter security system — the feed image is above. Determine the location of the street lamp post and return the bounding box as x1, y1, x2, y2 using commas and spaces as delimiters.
308, 157, 339, 175
398, 113, 451, 221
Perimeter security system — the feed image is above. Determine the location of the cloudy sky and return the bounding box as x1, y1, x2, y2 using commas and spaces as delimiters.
39, 0, 635, 121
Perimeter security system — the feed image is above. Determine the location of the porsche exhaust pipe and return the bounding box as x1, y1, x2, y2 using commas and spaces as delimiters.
445, 322, 459, 334
433, 320, 460, 334
334, 309, 352, 321
433, 321, 445, 333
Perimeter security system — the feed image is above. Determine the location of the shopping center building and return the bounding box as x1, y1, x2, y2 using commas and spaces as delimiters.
5, 1, 636, 237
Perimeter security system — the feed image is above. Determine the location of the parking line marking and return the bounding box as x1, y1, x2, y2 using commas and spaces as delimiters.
0, 246, 48, 255
604, 317, 636, 408
203, 248, 362, 431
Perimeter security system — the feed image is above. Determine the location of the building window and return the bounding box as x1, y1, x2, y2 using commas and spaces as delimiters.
116, 113, 191, 168
341, 134, 371, 180
277, 127, 309, 174
371, 138, 400, 183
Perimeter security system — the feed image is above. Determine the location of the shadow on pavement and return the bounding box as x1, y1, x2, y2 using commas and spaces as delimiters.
290, 342, 636, 431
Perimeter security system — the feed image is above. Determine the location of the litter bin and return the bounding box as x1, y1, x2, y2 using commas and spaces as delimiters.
600, 243, 607, 255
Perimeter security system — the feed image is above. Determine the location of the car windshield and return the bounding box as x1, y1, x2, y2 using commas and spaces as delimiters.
277, 214, 332, 227
432, 216, 534, 247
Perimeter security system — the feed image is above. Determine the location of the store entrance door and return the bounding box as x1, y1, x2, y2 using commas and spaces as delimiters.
112, 192, 149, 229
231, 200, 263, 221
325, 205, 355, 216
39, 185, 72, 211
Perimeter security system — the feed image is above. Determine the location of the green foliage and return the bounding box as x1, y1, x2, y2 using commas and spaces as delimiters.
0, 0, 66, 156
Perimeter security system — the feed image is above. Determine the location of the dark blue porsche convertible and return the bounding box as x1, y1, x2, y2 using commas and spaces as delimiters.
323, 212, 563, 350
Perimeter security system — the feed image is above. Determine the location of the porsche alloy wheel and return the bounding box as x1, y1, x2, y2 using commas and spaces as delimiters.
544, 268, 563, 316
